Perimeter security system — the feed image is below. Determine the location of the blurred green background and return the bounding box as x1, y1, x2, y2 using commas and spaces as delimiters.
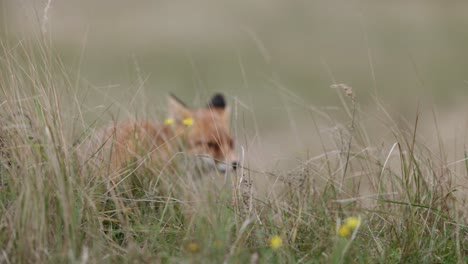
1, 0, 468, 168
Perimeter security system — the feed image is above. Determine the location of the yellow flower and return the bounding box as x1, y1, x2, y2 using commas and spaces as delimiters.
183, 117, 194, 126
344, 216, 360, 229
269, 235, 282, 250
337, 216, 361, 237
187, 242, 200, 253
164, 118, 174, 125
338, 225, 351, 237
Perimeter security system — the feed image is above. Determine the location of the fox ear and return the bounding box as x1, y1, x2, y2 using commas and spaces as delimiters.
168, 94, 192, 120
221, 106, 231, 123
207, 93, 230, 123
207, 93, 226, 109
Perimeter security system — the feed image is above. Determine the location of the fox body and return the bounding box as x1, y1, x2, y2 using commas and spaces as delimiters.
78, 94, 237, 173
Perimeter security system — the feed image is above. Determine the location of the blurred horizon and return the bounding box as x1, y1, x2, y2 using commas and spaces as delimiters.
3, 1, 468, 101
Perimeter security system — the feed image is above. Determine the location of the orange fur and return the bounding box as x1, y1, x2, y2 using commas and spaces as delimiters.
77, 94, 237, 173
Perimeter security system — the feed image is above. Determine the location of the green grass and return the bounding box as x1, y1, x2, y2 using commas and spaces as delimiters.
0, 34, 466, 264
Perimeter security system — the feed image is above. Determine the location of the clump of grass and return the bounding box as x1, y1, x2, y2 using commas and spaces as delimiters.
0, 33, 466, 264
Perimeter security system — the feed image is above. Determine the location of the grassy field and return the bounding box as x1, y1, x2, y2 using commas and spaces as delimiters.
1, 1, 468, 263
0, 36, 466, 264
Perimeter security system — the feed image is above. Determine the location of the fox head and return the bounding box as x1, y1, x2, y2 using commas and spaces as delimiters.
167, 93, 238, 172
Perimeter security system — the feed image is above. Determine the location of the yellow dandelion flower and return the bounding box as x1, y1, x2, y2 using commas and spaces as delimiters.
187, 242, 200, 253
338, 225, 351, 237
164, 118, 174, 125
344, 216, 360, 229
269, 235, 282, 250
183, 117, 194, 126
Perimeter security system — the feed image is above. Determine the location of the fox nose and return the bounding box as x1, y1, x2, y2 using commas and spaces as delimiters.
232, 161, 239, 170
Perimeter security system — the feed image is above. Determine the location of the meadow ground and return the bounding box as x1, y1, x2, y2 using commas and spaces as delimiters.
0, 35, 466, 264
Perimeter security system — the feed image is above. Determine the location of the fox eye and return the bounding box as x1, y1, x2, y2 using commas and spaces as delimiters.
206, 141, 219, 150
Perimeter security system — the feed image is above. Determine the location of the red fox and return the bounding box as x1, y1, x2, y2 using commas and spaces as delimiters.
78, 93, 238, 173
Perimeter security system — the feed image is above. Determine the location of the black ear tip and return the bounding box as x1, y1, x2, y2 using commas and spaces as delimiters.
208, 93, 226, 109
168, 93, 187, 107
